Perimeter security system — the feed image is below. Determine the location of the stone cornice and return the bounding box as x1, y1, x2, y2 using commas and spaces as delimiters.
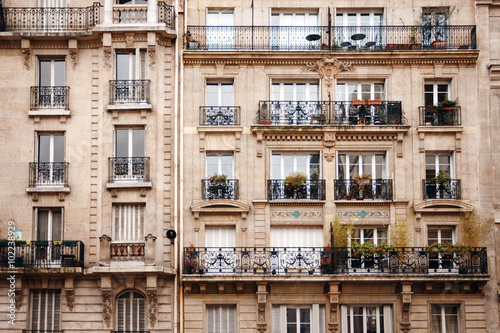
183, 50, 479, 66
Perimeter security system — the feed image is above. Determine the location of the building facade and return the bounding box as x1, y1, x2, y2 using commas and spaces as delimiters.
0, 0, 499, 333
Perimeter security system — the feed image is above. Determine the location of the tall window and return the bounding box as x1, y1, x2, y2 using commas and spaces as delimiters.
206, 83, 234, 106
351, 228, 387, 245
38, 59, 66, 107
206, 10, 234, 49
336, 83, 385, 102
425, 153, 453, 181
205, 226, 236, 273
337, 153, 387, 180
422, 8, 450, 47
335, 12, 384, 48
116, 50, 146, 80
206, 305, 237, 333
273, 304, 326, 333
35, 208, 63, 241
114, 128, 146, 179
36, 133, 65, 185
424, 82, 450, 106
30, 290, 61, 331
271, 11, 319, 50
341, 305, 392, 333
112, 204, 145, 242
271, 153, 320, 179
116, 291, 146, 331
430, 304, 459, 333
206, 153, 234, 178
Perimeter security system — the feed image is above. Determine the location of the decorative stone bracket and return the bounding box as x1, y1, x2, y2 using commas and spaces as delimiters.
400, 283, 413, 333
256, 282, 268, 331
147, 274, 158, 327
101, 275, 113, 327
328, 282, 341, 332
65, 277, 75, 312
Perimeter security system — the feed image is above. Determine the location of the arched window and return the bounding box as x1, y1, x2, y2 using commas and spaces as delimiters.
116, 290, 146, 331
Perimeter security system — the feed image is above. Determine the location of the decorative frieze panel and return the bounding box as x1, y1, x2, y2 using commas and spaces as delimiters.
271, 210, 323, 220
337, 209, 390, 219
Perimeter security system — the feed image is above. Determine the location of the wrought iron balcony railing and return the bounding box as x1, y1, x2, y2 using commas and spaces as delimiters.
29, 162, 68, 187
334, 179, 393, 200
1, 241, 84, 268
157, 1, 175, 30
200, 106, 241, 126
112, 331, 150, 333
110, 80, 150, 104
257, 101, 404, 125
423, 179, 461, 200
267, 179, 326, 200
186, 25, 476, 51
108, 157, 150, 182
30, 86, 69, 110
23, 331, 64, 333
202, 179, 239, 200
419, 106, 461, 126
183, 247, 487, 275
0, 2, 101, 32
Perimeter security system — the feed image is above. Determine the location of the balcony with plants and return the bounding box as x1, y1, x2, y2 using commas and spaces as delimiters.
334, 174, 393, 201
423, 171, 461, 200
419, 98, 461, 126
0, 240, 84, 269
185, 25, 476, 51
267, 172, 326, 201
256, 100, 404, 126
202, 173, 239, 200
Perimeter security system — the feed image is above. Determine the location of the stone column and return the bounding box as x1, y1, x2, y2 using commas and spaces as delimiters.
147, 0, 157, 24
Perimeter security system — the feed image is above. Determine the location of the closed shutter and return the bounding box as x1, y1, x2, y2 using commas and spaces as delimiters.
206, 305, 236, 333
30, 290, 61, 330
113, 204, 145, 241
116, 291, 146, 331
270, 227, 323, 248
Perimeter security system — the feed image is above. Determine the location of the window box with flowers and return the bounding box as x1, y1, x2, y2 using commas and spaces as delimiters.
350, 241, 393, 270
284, 172, 308, 199
206, 173, 228, 199
425, 242, 472, 272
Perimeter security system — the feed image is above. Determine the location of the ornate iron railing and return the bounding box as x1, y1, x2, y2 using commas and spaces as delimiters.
1, 241, 84, 268
334, 179, 393, 200
419, 106, 461, 126
183, 246, 487, 275
108, 157, 150, 182
0, 3, 101, 32
267, 180, 326, 200
158, 1, 174, 30
423, 179, 461, 200
186, 25, 476, 51
257, 101, 404, 125
201, 179, 239, 200
30, 86, 69, 110
23, 331, 64, 333
111, 243, 145, 258
112, 331, 150, 333
109, 80, 150, 104
29, 162, 68, 187
200, 106, 241, 126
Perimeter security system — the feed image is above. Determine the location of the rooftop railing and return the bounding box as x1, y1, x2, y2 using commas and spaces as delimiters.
257, 101, 404, 125
200, 106, 241, 126
423, 179, 461, 200
186, 25, 476, 51
334, 179, 393, 200
267, 179, 326, 200
202, 179, 239, 200
183, 246, 487, 275
419, 106, 461, 126
1, 241, 84, 268
0, 2, 101, 32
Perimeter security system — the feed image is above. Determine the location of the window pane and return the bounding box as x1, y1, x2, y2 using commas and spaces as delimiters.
39, 60, 51, 86
221, 84, 234, 106
348, 84, 357, 101
364, 229, 374, 243
338, 154, 346, 179
38, 135, 51, 162
296, 84, 306, 101
206, 84, 219, 106
428, 229, 439, 244
300, 308, 311, 333
116, 129, 129, 157
296, 155, 307, 174
375, 154, 384, 179
116, 53, 131, 80
220, 154, 234, 178
284, 84, 293, 101
309, 84, 319, 101
132, 129, 145, 157
366, 307, 377, 333
425, 84, 435, 106
349, 155, 359, 178
361, 84, 371, 101
441, 229, 453, 243
438, 155, 451, 175
271, 154, 281, 179
271, 83, 280, 100
53, 135, 65, 162
437, 84, 448, 103
361, 155, 372, 176
206, 155, 219, 176
283, 155, 294, 177
336, 83, 345, 101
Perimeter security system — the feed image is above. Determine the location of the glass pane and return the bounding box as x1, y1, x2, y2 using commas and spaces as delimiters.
309, 84, 319, 101
53, 135, 65, 162
116, 129, 129, 157
37, 210, 49, 240
360, 14, 370, 26
206, 84, 219, 106
283, 155, 294, 177
206, 155, 218, 176
309, 154, 320, 180
296, 155, 307, 174
271, 154, 281, 179
308, 14, 318, 26
116, 53, 131, 80
295, 14, 305, 27
206, 12, 219, 26
220, 154, 234, 178
271, 14, 279, 26
335, 14, 344, 26
377, 229, 388, 244
375, 154, 385, 179
366, 307, 377, 333
438, 154, 451, 175
374, 83, 385, 100
349, 155, 360, 178
54, 61, 65, 86
283, 14, 293, 26
300, 309, 311, 333
296, 84, 306, 101
441, 229, 453, 243
271, 83, 280, 100
338, 154, 346, 179
51, 210, 62, 240
364, 229, 374, 243
132, 129, 145, 157
284, 84, 293, 101
374, 13, 383, 26
222, 12, 234, 26
39, 61, 51, 86
437, 84, 448, 104
287, 308, 297, 322
221, 84, 234, 106
351, 229, 361, 243
336, 83, 345, 101
352, 307, 363, 333
428, 229, 439, 244
347, 14, 357, 27
425, 154, 437, 180
38, 135, 51, 162
348, 84, 358, 101
361, 84, 371, 101
425, 84, 435, 106
361, 155, 372, 176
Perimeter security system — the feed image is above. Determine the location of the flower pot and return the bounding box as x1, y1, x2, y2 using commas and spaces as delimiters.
368, 100, 382, 105
442, 106, 455, 111
260, 120, 272, 125
352, 100, 365, 106
347, 195, 352, 200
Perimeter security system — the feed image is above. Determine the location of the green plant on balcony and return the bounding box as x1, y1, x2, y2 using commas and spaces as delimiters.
352, 173, 371, 199
331, 217, 353, 248
432, 170, 451, 186
460, 211, 493, 247
208, 173, 227, 185
351, 240, 392, 258
284, 172, 307, 198
185, 244, 199, 274
438, 98, 458, 108
424, 242, 472, 258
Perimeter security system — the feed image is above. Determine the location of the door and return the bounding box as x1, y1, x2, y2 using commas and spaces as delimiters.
271, 12, 319, 50
335, 13, 383, 49
115, 50, 147, 102
36, 208, 63, 265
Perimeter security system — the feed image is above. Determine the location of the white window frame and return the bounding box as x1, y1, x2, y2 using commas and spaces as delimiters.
38, 58, 66, 87
341, 305, 392, 333
351, 227, 388, 246
116, 290, 146, 331
112, 204, 145, 242
336, 152, 388, 180
427, 226, 456, 245
271, 152, 321, 179
271, 81, 320, 102
273, 304, 326, 333
336, 82, 385, 102
425, 152, 454, 180
424, 81, 451, 106
206, 82, 234, 106
30, 289, 61, 331
205, 153, 234, 178
430, 304, 460, 333
206, 304, 237, 333
37, 133, 65, 163
115, 49, 147, 80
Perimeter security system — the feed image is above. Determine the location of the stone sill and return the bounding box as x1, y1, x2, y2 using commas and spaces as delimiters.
107, 103, 152, 111
106, 181, 152, 189
28, 109, 70, 117
26, 186, 70, 193
417, 126, 463, 133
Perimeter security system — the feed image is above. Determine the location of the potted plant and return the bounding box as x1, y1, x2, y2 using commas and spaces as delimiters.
352, 173, 372, 199
432, 170, 451, 186
368, 99, 382, 105
184, 244, 199, 274
284, 172, 308, 199
208, 173, 227, 185
439, 98, 458, 110
352, 100, 365, 106
320, 244, 334, 274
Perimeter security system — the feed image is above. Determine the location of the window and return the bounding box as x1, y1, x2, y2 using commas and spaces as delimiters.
428, 227, 455, 245
30, 290, 61, 331
114, 50, 147, 102
206, 82, 234, 106
430, 304, 459, 333
114, 128, 146, 180
35, 208, 63, 241
425, 153, 452, 181
335, 12, 384, 48
112, 204, 145, 242
206, 305, 237, 333
337, 153, 387, 180
206, 153, 234, 178
116, 291, 146, 331
271, 153, 320, 179
427, 227, 456, 270
273, 304, 326, 333
116, 0, 147, 4
422, 8, 450, 47
270, 226, 323, 248
336, 83, 385, 102
205, 226, 235, 273
272, 82, 319, 102
424, 82, 450, 106
206, 10, 234, 49
38, 59, 66, 107
36, 133, 65, 185
269, 82, 320, 124
341, 305, 392, 333
351, 228, 387, 245
271, 11, 319, 50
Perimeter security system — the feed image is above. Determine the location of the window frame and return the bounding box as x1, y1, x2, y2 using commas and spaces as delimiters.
271, 81, 320, 102
335, 82, 385, 102
116, 290, 146, 332
336, 152, 388, 180
340, 305, 392, 333
206, 304, 237, 333
427, 226, 456, 245
351, 227, 388, 246
425, 152, 454, 181
424, 81, 451, 106
37, 57, 66, 87
430, 304, 460, 333
270, 152, 321, 180
115, 49, 147, 81
112, 203, 145, 243
34, 207, 64, 242
114, 127, 145, 158
30, 289, 61, 331
206, 81, 235, 106
273, 304, 326, 333
205, 152, 235, 178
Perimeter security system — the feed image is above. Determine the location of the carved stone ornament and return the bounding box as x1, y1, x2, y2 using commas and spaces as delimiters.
103, 47, 112, 69
22, 49, 31, 69
15, 290, 23, 310
65, 289, 75, 311
148, 46, 156, 68
302, 57, 355, 87
147, 291, 158, 327
102, 291, 112, 327
324, 153, 335, 162
69, 49, 78, 68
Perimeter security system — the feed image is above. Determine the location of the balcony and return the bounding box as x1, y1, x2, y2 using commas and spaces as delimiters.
112, 331, 150, 333
202, 179, 239, 200
334, 179, 393, 200
23, 331, 64, 333
185, 25, 476, 51
0, 241, 84, 268
423, 179, 461, 200
257, 101, 403, 126
111, 243, 145, 259
29, 162, 68, 187
110, 80, 150, 104
30, 86, 69, 110
112, 1, 174, 30
200, 106, 241, 126
183, 247, 487, 276
267, 180, 326, 200
0, 3, 101, 32
157, 1, 175, 30
419, 106, 461, 126
108, 157, 150, 182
